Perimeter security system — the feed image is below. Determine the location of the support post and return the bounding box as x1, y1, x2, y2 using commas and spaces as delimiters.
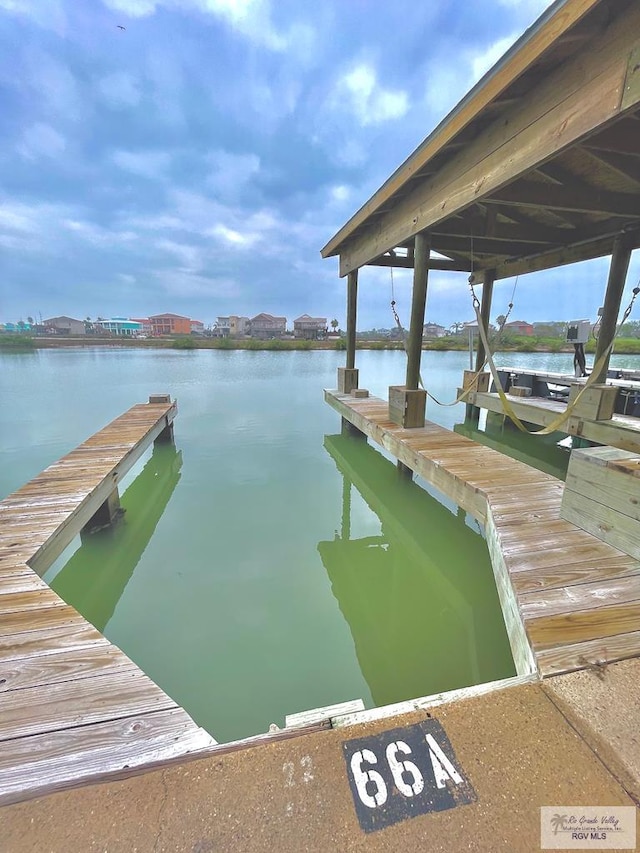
154, 419, 175, 445
346, 269, 358, 371
468, 268, 495, 423
396, 233, 429, 474
592, 235, 632, 384
475, 269, 495, 373
81, 488, 123, 537
405, 232, 430, 390
340, 269, 365, 435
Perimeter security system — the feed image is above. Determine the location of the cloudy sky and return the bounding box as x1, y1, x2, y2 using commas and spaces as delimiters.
1, 0, 638, 330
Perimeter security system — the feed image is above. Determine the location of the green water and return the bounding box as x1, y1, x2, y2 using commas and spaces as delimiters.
2, 348, 638, 741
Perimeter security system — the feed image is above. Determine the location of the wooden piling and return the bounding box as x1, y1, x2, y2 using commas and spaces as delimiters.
593, 234, 632, 384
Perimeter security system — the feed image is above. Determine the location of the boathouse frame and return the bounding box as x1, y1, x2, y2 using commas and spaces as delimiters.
321, 0, 640, 698
322, 0, 640, 413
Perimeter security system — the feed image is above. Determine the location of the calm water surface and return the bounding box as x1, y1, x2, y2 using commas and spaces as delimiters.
2, 347, 638, 741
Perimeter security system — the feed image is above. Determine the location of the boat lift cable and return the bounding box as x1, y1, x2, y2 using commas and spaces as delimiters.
469, 277, 640, 435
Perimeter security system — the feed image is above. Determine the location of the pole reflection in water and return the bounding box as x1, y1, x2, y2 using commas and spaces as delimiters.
319, 433, 515, 709
51, 443, 182, 632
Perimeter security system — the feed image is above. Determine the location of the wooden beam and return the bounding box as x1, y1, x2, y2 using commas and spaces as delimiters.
406, 232, 430, 390
484, 181, 640, 217
346, 270, 357, 371
582, 119, 640, 156
321, 0, 604, 259
431, 233, 560, 256
433, 217, 574, 245
580, 148, 640, 188
592, 234, 633, 383
493, 227, 640, 280
368, 255, 471, 271
335, 3, 640, 275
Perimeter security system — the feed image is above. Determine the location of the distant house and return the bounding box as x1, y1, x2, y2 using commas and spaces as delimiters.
214, 316, 249, 337
149, 313, 191, 336
250, 313, 286, 339
43, 316, 86, 336
293, 314, 327, 340
423, 323, 446, 338
94, 318, 142, 337
3, 321, 32, 333
131, 318, 152, 335
505, 320, 534, 336
190, 320, 205, 335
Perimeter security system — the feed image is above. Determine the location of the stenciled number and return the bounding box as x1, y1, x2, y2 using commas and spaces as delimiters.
350, 735, 463, 808
350, 748, 388, 808
385, 740, 424, 797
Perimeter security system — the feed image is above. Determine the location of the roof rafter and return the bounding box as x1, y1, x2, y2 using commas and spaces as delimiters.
484, 180, 640, 217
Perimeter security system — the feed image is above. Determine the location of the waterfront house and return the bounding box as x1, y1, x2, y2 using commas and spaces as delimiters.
293, 314, 327, 340
215, 316, 250, 337
43, 316, 85, 336
94, 318, 142, 337
149, 313, 192, 336
131, 318, 152, 336
190, 320, 205, 335
423, 323, 447, 338
249, 313, 286, 339
504, 320, 534, 336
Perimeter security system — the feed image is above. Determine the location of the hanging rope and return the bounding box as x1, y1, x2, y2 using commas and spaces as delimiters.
388, 261, 519, 407
470, 279, 640, 435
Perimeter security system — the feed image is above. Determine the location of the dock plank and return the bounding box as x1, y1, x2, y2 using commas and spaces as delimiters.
0, 670, 177, 742
0, 708, 215, 806
0, 644, 138, 693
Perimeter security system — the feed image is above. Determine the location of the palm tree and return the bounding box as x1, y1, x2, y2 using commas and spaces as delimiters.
330, 318, 339, 332
550, 814, 568, 835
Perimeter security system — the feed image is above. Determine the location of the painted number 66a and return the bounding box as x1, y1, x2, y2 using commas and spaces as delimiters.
350, 740, 424, 808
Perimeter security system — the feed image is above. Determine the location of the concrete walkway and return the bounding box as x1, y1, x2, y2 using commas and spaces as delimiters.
4, 662, 639, 852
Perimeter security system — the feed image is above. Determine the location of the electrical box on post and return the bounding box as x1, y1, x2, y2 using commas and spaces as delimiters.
566, 320, 591, 344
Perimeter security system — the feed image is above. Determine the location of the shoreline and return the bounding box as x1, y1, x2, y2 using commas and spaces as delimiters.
3, 335, 640, 355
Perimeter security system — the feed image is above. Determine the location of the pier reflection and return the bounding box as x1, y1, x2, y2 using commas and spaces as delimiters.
319, 433, 514, 708
52, 443, 182, 632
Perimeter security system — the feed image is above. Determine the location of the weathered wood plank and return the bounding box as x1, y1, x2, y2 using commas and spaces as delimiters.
0, 605, 85, 638
511, 556, 640, 594
0, 622, 109, 662
0, 589, 67, 614
527, 601, 640, 649
536, 630, 640, 676
561, 490, 640, 559
285, 699, 366, 728
0, 644, 138, 693
0, 708, 216, 806
520, 573, 640, 619
0, 669, 177, 742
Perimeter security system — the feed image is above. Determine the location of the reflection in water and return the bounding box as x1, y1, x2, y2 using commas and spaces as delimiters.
455, 413, 570, 481
319, 434, 515, 708
52, 443, 182, 632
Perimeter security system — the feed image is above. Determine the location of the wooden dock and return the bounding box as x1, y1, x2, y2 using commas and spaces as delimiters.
0, 398, 216, 806
326, 390, 640, 680
468, 388, 640, 454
